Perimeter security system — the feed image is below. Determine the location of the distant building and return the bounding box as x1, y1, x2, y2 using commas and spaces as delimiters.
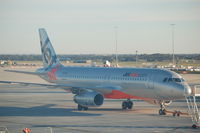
73, 60, 92, 63
0, 60, 5, 65
0, 60, 16, 66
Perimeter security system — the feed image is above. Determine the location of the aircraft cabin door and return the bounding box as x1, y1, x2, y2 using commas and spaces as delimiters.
147, 74, 154, 89
105, 74, 111, 82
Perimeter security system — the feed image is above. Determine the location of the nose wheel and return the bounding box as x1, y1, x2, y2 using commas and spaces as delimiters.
122, 99, 133, 110
159, 109, 166, 115
159, 102, 166, 115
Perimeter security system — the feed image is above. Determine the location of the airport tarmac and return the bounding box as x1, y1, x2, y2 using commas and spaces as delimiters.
0, 67, 200, 133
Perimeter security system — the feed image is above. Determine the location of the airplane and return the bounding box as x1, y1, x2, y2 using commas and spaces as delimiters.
0, 28, 192, 115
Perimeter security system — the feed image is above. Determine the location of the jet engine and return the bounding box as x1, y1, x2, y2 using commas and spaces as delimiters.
73, 91, 104, 107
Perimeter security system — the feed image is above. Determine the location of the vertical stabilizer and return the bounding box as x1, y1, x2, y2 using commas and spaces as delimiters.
39, 28, 60, 68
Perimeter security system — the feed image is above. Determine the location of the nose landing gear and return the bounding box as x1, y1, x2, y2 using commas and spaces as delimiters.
159, 109, 166, 115
159, 102, 166, 115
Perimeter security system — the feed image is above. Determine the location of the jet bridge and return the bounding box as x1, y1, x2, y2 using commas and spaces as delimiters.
185, 85, 200, 128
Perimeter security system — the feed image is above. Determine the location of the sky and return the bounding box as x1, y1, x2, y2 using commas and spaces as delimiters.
0, 0, 200, 54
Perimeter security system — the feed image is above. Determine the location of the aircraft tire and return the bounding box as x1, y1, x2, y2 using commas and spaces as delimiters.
122, 101, 128, 110
127, 101, 133, 109
163, 109, 166, 115
159, 109, 166, 115
159, 109, 162, 115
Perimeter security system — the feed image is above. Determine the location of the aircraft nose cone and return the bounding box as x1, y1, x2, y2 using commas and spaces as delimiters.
184, 85, 192, 96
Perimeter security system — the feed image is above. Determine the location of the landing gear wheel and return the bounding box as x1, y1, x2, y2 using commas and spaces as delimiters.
127, 101, 133, 109
159, 109, 166, 115
159, 101, 167, 115
122, 101, 128, 110
159, 109, 162, 115
122, 99, 133, 110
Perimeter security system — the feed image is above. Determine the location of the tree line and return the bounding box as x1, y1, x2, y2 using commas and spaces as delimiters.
0, 54, 199, 62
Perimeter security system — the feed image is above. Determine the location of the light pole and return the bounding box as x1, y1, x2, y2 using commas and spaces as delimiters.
114, 26, 118, 67
171, 24, 175, 66
135, 50, 138, 65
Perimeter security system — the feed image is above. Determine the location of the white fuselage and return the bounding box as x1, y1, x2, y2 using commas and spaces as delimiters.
38, 65, 191, 101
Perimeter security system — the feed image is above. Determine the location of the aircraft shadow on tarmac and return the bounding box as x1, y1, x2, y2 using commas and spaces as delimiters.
33, 124, 191, 130
0, 104, 102, 117
85, 108, 124, 111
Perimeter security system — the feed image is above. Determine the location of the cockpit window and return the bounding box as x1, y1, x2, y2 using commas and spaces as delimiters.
168, 78, 173, 82
173, 78, 181, 82
163, 77, 184, 83
163, 78, 168, 82
181, 78, 185, 82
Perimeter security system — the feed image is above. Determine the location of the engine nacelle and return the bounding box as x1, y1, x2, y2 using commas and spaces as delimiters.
74, 91, 104, 107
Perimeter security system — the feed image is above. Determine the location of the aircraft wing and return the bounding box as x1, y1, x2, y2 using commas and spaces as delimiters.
0, 80, 122, 94
2, 70, 122, 94
0, 81, 72, 91
4, 70, 41, 75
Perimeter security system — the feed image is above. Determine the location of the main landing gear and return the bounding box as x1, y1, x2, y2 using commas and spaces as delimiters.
77, 104, 88, 111
122, 99, 133, 110
159, 102, 166, 115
